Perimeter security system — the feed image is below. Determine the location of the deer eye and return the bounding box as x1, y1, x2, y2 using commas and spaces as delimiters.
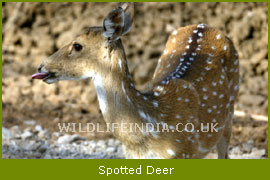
73, 43, 83, 51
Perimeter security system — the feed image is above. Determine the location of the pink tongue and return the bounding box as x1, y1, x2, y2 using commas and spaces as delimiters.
32, 72, 49, 79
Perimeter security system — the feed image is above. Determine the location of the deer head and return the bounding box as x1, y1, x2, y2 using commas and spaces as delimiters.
32, 3, 134, 84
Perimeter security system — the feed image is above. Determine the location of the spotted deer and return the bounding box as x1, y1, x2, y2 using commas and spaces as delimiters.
32, 3, 239, 159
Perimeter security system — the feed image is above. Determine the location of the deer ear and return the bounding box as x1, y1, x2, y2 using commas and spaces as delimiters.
103, 2, 134, 41
119, 2, 134, 35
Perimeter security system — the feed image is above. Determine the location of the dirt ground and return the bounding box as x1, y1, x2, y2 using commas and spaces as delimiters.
2, 2, 268, 156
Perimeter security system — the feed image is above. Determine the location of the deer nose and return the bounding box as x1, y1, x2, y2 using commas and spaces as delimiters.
38, 64, 43, 72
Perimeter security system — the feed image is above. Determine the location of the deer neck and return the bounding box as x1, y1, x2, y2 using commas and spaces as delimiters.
92, 42, 153, 126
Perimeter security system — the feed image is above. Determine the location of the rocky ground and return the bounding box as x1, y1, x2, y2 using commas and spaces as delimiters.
2, 125, 124, 159
2, 2, 268, 159
2, 111, 268, 159
2, 124, 267, 159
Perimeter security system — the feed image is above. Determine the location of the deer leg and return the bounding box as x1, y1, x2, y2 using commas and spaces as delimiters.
216, 119, 232, 159
217, 136, 229, 159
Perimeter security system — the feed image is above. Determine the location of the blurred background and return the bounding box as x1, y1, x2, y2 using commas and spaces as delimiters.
2, 2, 268, 159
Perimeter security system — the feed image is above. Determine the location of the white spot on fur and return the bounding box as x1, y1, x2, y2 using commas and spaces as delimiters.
152, 101, 159, 107
154, 92, 159, 96
206, 58, 212, 64
156, 86, 164, 91
221, 75, 225, 79
176, 114, 181, 119
197, 38, 202, 43
138, 110, 156, 124
167, 149, 176, 156
188, 37, 193, 43
219, 94, 224, 98
121, 81, 132, 103
118, 59, 122, 69
221, 59, 224, 64
197, 24, 206, 28
203, 95, 208, 100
